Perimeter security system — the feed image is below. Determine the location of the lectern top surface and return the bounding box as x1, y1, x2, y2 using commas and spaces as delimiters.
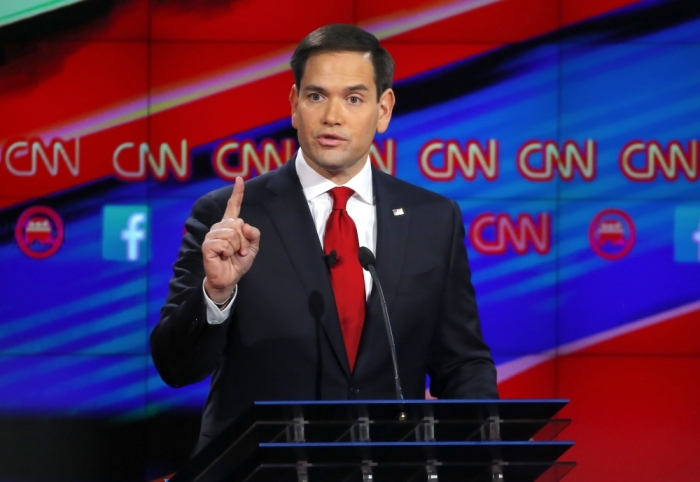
252, 399, 568, 422
255, 399, 568, 404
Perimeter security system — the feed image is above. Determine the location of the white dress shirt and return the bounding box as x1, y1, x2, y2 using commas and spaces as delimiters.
205, 149, 376, 324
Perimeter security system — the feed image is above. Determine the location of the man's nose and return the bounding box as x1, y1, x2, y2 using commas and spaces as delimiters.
322, 97, 342, 126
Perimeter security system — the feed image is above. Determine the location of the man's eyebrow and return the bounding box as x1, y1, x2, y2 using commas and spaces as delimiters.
302, 84, 328, 93
344, 84, 369, 93
301, 84, 370, 93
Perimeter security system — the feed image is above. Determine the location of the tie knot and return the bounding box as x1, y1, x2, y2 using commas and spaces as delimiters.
329, 187, 355, 211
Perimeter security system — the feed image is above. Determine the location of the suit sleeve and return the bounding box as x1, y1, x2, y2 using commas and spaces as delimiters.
427, 200, 499, 399
150, 193, 234, 388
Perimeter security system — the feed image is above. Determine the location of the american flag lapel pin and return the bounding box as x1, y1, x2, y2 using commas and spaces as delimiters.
392, 208, 404, 216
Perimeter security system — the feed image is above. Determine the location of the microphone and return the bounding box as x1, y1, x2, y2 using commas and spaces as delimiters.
358, 247, 404, 401
325, 249, 337, 268
308, 291, 325, 401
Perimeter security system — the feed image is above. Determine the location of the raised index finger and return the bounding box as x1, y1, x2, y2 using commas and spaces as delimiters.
223, 176, 244, 220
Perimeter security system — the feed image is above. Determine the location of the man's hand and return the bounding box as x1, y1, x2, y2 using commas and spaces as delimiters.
202, 176, 261, 303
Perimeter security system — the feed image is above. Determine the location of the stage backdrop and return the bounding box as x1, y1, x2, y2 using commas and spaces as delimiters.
1, 0, 699, 480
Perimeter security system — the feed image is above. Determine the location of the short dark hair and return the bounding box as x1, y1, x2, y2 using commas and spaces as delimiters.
290, 24, 395, 101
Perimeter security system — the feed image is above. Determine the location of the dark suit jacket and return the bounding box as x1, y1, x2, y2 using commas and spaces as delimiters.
150, 158, 497, 453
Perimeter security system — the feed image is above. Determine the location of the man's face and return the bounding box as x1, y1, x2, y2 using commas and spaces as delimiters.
290, 51, 395, 182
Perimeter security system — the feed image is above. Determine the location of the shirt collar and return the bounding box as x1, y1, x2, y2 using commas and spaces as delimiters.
294, 149, 374, 205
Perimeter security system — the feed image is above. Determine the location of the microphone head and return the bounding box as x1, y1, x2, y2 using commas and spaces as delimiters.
308, 290, 325, 318
325, 249, 337, 268
358, 246, 376, 271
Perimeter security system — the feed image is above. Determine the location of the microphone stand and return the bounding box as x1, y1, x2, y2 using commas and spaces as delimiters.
359, 247, 403, 401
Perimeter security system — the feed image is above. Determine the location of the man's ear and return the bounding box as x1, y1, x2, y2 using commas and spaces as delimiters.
376, 88, 395, 134
289, 84, 299, 129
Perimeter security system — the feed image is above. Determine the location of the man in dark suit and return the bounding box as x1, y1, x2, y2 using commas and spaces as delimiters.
151, 24, 497, 455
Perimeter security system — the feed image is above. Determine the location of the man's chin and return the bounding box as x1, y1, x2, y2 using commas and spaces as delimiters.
306, 153, 350, 173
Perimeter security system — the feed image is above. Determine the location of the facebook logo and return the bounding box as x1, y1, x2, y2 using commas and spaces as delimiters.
102, 205, 150, 262
673, 206, 700, 263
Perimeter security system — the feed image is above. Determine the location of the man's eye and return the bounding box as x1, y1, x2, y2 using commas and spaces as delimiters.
348, 96, 362, 104
310, 93, 322, 101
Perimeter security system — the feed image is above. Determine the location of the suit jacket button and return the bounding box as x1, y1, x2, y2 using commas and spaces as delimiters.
349, 386, 360, 398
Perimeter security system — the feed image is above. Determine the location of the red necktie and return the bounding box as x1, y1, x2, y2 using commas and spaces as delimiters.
324, 187, 365, 371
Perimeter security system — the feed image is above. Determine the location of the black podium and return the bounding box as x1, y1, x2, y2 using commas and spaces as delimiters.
169, 400, 574, 482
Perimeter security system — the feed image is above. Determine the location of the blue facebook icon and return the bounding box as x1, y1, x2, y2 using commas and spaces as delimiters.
102, 205, 150, 262
674, 206, 700, 263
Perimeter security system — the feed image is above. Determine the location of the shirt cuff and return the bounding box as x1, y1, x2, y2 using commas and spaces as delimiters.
203, 283, 236, 325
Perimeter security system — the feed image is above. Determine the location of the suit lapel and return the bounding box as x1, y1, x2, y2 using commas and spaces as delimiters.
372, 168, 411, 314
263, 160, 352, 379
